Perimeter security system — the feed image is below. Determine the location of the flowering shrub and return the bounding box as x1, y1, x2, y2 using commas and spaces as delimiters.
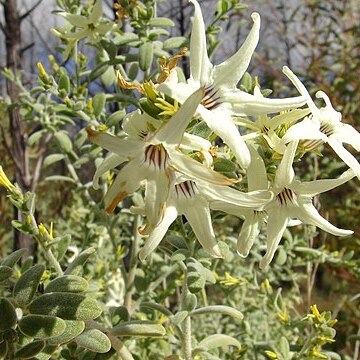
0, 0, 359, 359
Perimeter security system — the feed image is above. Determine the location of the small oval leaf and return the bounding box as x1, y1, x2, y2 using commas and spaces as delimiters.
191, 306, 243, 320
54, 131, 73, 153
93, 93, 106, 117
139, 42, 153, 72
45, 275, 88, 294
43, 154, 65, 168
194, 334, 241, 353
13, 264, 45, 307
19, 315, 66, 339
28, 293, 102, 321
14, 340, 45, 359
110, 320, 166, 337
0, 265, 13, 282
1, 248, 27, 267
64, 247, 96, 276
48, 320, 85, 345
74, 329, 111, 353
0, 298, 17, 331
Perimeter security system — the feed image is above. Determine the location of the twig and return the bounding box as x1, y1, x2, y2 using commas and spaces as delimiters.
20, 0, 43, 21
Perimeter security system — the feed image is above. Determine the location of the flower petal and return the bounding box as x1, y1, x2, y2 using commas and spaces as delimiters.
181, 133, 211, 152
183, 198, 222, 258
332, 123, 360, 152
189, 0, 213, 85
328, 138, 360, 179
138, 205, 178, 262
274, 140, 298, 190
199, 107, 251, 168
229, 90, 307, 116
155, 88, 204, 145
93, 153, 125, 189
282, 66, 319, 114
87, 128, 143, 158
282, 118, 326, 143
60, 13, 90, 27
141, 172, 172, 235
169, 149, 237, 185
259, 210, 288, 269
104, 160, 143, 213
247, 145, 268, 191
237, 213, 262, 257
296, 199, 353, 237
89, 0, 103, 23
123, 110, 161, 139
294, 169, 355, 196
213, 13, 260, 88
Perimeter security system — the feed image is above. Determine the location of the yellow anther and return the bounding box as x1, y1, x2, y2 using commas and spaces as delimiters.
0, 166, 15, 192
277, 308, 290, 324
219, 272, 244, 286
154, 98, 179, 117
264, 350, 278, 359
143, 81, 158, 102
37, 62, 48, 79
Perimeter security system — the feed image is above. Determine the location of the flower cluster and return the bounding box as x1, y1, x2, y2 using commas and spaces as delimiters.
88, 0, 358, 268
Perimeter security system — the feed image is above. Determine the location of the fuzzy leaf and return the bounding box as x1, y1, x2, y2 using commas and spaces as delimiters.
43, 154, 65, 168
75, 329, 111, 353
1, 248, 27, 267
0, 298, 17, 331
64, 247, 96, 276
139, 42, 153, 72
45, 275, 88, 294
14, 340, 45, 359
194, 334, 241, 353
190, 306, 243, 320
110, 321, 166, 337
13, 264, 45, 307
19, 315, 66, 339
0, 266, 13, 282
28, 293, 102, 320
48, 320, 85, 345
54, 131, 73, 153
93, 93, 106, 117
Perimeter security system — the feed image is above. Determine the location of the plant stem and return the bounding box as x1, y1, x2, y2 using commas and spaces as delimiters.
181, 270, 192, 360
124, 215, 141, 309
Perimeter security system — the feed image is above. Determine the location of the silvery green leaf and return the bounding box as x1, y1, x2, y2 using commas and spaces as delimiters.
64, 247, 96, 276
13, 264, 45, 307
19, 315, 66, 339
213, 158, 237, 173
0, 298, 17, 331
45, 175, 76, 183
148, 18, 174, 27
48, 320, 85, 345
1, 248, 27, 267
54, 131, 73, 153
75, 329, 111, 353
0, 266, 13, 282
171, 311, 188, 326
183, 293, 197, 312
45, 275, 88, 294
14, 340, 45, 359
110, 320, 166, 337
163, 37, 187, 50
28, 130, 45, 146
93, 93, 106, 117
58, 74, 70, 94
139, 42, 153, 72
56, 234, 72, 261
28, 293, 102, 321
43, 154, 65, 168
190, 306, 243, 320
193, 334, 241, 353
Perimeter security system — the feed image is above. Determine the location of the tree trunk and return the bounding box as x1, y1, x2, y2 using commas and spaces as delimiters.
3, 0, 35, 254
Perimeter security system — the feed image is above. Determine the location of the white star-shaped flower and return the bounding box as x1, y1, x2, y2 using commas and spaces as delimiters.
158, 0, 306, 169
282, 66, 360, 179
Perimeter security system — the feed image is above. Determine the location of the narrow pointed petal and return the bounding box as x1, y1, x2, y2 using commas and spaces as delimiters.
169, 149, 237, 185
199, 107, 251, 168
155, 88, 204, 145
282, 118, 326, 143
141, 172, 171, 235
270, 108, 311, 130
296, 200, 353, 237
213, 13, 260, 87
87, 128, 143, 158
123, 110, 161, 140
157, 82, 195, 104
210, 201, 251, 218
230, 91, 307, 116
328, 138, 360, 179
294, 169, 355, 196
237, 213, 261, 257
139, 206, 178, 262
62, 28, 90, 39
333, 124, 360, 151
60, 13, 90, 27
202, 184, 272, 208
274, 140, 298, 190
282, 66, 319, 114
104, 160, 143, 213
189, 0, 213, 84
93, 153, 125, 189
247, 146, 268, 191
89, 0, 103, 23
181, 133, 212, 152
183, 199, 222, 258
259, 211, 288, 269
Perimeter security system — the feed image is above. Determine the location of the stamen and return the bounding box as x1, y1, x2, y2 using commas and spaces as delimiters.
144, 144, 169, 171
201, 85, 221, 110
276, 188, 296, 206
174, 180, 199, 200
